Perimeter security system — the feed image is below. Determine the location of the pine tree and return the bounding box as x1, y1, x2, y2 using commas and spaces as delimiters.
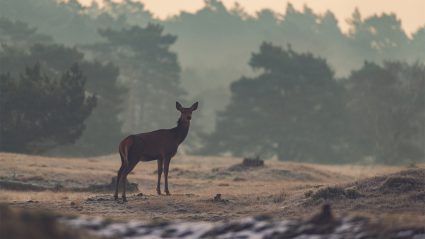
0, 63, 96, 153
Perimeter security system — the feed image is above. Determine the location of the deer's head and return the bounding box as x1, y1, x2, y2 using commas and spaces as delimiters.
176, 101, 198, 125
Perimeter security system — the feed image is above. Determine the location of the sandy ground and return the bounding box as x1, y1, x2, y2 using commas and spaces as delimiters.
0, 152, 424, 227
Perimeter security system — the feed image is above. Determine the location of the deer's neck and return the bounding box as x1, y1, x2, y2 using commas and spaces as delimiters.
173, 119, 190, 144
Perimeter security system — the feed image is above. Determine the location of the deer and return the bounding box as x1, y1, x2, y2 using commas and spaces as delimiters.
114, 101, 198, 202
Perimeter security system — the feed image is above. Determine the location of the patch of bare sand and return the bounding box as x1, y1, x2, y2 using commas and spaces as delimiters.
0, 153, 424, 227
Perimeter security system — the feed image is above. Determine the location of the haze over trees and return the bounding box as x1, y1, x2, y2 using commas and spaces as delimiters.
202, 43, 424, 164
346, 61, 425, 164
201, 43, 352, 163
0, 0, 423, 163
88, 24, 185, 133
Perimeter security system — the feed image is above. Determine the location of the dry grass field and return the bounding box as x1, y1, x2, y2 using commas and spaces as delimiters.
0, 152, 424, 228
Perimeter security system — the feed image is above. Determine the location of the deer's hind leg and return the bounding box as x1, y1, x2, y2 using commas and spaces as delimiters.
121, 154, 139, 202
114, 162, 125, 200
116, 136, 132, 201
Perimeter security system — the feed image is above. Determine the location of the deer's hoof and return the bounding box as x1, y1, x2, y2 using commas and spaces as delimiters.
114, 195, 118, 201
156, 189, 162, 195
122, 196, 127, 202
165, 190, 171, 196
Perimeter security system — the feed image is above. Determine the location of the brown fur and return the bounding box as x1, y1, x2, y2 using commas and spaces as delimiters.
114, 102, 198, 201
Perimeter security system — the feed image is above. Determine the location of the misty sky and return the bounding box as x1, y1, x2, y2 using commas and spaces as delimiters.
77, 0, 425, 34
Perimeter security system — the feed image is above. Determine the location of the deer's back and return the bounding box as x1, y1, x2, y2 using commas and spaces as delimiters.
130, 129, 179, 160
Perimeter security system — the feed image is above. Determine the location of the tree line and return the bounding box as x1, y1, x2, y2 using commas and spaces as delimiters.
1, 0, 424, 133
0, 17, 183, 155
201, 43, 424, 164
0, 0, 424, 164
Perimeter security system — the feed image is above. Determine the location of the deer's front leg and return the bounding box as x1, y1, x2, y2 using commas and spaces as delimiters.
164, 159, 171, 195
156, 158, 163, 195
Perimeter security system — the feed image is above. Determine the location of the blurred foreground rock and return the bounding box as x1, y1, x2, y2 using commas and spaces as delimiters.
0, 205, 98, 239
60, 204, 425, 239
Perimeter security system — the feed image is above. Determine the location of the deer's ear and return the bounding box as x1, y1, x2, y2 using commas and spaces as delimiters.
176, 101, 183, 111
191, 102, 198, 111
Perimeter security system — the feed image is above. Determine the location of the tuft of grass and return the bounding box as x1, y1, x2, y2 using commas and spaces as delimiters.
304, 190, 313, 198
379, 176, 424, 193
343, 187, 363, 199
309, 186, 362, 201
271, 191, 286, 203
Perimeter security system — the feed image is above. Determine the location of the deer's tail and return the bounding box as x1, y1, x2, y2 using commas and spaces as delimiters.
119, 135, 134, 168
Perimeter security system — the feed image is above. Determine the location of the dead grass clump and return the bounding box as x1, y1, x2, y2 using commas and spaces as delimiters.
270, 169, 312, 181
21, 176, 45, 182
308, 186, 362, 202
343, 187, 363, 199
233, 177, 247, 182
379, 176, 424, 193
351, 169, 425, 193
0, 180, 50, 191
407, 162, 418, 168
86, 194, 117, 202
241, 157, 264, 167
205, 171, 232, 180
305, 190, 314, 198
0, 204, 98, 239
270, 191, 286, 203
0, 176, 138, 193
397, 169, 425, 178
212, 194, 229, 203
410, 191, 425, 202
311, 187, 346, 201
228, 157, 264, 171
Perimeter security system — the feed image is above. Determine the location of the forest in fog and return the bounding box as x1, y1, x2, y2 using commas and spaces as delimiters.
0, 0, 424, 164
